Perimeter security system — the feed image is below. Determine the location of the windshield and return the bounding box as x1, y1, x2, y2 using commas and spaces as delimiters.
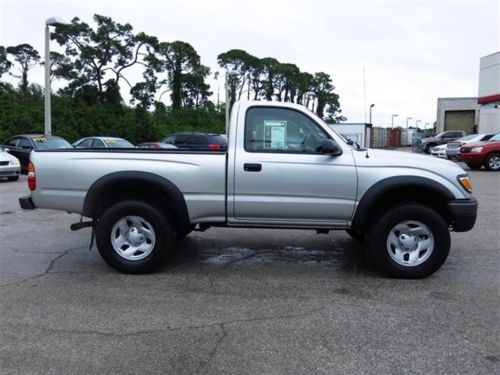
103, 139, 134, 148
490, 133, 500, 141
458, 134, 479, 141
33, 137, 72, 150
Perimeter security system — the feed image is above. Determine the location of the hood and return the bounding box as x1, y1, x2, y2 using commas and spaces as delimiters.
0, 151, 17, 162
352, 148, 466, 176
462, 140, 500, 149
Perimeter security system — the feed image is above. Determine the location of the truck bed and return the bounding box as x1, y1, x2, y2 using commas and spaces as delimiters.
30, 149, 227, 223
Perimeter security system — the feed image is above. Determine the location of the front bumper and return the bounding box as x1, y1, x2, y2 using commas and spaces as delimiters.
448, 198, 478, 232
19, 195, 36, 210
457, 153, 484, 164
0, 165, 21, 177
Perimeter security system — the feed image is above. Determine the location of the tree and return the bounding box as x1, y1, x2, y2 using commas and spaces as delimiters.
6, 44, 40, 94
52, 14, 157, 101
155, 41, 211, 110
217, 49, 257, 103
0, 46, 12, 79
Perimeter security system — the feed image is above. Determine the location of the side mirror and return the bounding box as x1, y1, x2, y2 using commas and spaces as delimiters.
318, 139, 342, 155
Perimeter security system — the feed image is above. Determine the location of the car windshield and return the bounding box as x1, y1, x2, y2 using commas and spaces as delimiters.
33, 137, 72, 150
102, 139, 134, 148
490, 133, 500, 141
458, 134, 480, 141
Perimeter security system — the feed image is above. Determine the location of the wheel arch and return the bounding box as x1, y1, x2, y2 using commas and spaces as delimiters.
83, 171, 190, 234
351, 176, 455, 231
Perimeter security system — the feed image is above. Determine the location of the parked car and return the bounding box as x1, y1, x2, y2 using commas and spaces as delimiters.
430, 144, 447, 158
421, 130, 467, 154
2, 134, 72, 173
0, 145, 21, 181
73, 137, 134, 148
457, 132, 500, 171
446, 134, 494, 159
137, 142, 177, 149
160, 132, 228, 150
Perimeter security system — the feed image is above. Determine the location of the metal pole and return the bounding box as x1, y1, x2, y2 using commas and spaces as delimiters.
44, 25, 51, 135
225, 71, 229, 135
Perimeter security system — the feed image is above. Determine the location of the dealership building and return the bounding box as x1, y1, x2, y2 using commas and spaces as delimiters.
436, 51, 500, 134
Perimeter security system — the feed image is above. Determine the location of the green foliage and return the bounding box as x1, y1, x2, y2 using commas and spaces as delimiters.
0, 13, 345, 145
6, 44, 41, 94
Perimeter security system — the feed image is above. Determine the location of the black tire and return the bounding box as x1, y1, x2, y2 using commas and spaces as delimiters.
424, 144, 436, 154
466, 163, 482, 170
485, 153, 500, 171
367, 204, 450, 279
346, 229, 365, 242
96, 201, 174, 274
7, 176, 19, 181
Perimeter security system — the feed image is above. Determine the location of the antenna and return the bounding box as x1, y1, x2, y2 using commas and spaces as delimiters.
363, 68, 367, 123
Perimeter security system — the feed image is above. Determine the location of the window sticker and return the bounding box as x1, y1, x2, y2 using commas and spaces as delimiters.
264, 120, 286, 149
104, 139, 116, 144
32, 137, 46, 142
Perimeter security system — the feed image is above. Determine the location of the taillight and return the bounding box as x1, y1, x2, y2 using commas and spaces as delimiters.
28, 162, 36, 191
208, 143, 220, 150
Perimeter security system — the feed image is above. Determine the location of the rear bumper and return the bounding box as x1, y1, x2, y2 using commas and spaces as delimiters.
19, 195, 35, 210
448, 198, 478, 232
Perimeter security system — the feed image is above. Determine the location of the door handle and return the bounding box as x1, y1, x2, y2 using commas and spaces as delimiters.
244, 163, 262, 172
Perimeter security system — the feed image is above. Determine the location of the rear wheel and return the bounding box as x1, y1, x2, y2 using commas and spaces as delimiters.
485, 153, 500, 171
96, 201, 174, 274
367, 204, 450, 279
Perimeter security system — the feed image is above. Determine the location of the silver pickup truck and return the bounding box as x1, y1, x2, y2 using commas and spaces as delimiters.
19, 101, 477, 278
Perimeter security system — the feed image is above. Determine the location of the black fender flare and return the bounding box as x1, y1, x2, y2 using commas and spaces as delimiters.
82, 171, 190, 230
351, 176, 455, 230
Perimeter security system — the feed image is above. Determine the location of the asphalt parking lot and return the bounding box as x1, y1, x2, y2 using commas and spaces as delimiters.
0, 160, 499, 374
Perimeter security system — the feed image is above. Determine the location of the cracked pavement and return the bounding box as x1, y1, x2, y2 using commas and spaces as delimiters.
0, 168, 499, 374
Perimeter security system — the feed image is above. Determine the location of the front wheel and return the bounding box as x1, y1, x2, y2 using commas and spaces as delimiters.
485, 153, 500, 171
96, 201, 174, 274
367, 204, 450, 279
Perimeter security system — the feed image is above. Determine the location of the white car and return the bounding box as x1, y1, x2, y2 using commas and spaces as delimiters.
0, 146, 21, 181
431, 144, 447, 158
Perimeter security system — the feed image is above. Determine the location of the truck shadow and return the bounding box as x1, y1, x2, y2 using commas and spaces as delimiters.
164, 228, 375, 276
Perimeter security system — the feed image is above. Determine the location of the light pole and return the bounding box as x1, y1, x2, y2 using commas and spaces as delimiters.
391, 114, 398, 128
225, 70, 238, 135
45, 17, 67, 135
415, 120, 422, 129
369, 104, 375, 124
425, 122, 430, 135
406, 117, 413, 129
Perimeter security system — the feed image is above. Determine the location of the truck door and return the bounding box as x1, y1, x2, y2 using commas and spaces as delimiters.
229, 106, 357, 227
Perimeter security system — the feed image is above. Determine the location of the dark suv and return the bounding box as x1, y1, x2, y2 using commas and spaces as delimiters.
160, 132, 228, 150
421, 130, 466, 153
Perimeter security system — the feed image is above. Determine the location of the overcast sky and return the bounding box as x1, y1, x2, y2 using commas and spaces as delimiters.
1, 0, 499, 128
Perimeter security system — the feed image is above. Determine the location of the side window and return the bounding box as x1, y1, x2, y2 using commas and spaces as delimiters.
175, 134, 191, 145
18, 138, 33, 149
92, 139, 105, 148
163, 136, 175, 144
79, 138, 93, 147
191, 135, 206, 145
5, 137, 18, 147
244, 107, 329, 153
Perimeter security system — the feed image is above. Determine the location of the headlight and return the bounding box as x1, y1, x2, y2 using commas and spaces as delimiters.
471, 147, 483, 153
457, 175, 473, 193
10, 158, 20, 166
